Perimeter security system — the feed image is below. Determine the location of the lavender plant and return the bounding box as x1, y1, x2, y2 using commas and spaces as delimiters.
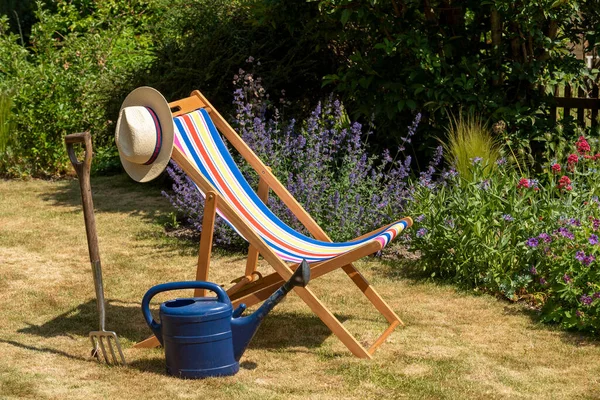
163, 58, 418, 246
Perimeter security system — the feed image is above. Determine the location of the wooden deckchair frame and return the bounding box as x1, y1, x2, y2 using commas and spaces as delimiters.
135, 90, 412, 358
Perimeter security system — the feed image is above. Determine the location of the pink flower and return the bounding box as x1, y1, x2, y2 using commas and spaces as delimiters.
551, 163, 561, 173
567, 153, 578, 164
576, 136, 591, 154
557, 175, 572, 191
517, 178, 530, 189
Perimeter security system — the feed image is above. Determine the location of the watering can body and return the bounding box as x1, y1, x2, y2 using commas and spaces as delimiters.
142, 281, 239, 378
141, 260, 311, 379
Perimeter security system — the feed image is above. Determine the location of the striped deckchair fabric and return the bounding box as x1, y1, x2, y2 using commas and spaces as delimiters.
173, 108, 411, 264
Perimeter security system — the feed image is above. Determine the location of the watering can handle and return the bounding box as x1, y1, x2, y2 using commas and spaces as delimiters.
141, 281, 231, 345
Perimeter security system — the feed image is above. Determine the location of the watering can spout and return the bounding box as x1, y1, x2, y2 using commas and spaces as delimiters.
231, 259, 310, 361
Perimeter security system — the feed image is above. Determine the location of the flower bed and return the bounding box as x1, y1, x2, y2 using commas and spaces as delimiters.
408, 136, 600, 332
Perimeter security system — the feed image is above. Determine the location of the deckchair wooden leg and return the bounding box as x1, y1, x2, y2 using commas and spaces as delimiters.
229, 261, 403, 355
368, 320, 400, 355
342, 263, 404, 326
194, 191, 217, 297
244, 173, 269, 276
133, 335, 160, 348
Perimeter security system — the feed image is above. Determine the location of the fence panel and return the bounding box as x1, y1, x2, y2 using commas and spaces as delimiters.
551, 81, 600, 128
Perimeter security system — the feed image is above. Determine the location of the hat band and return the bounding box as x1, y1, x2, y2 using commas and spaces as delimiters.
143, 107, 162, 165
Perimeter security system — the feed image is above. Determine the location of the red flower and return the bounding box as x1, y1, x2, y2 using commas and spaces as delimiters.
551, 163, 561, 173
576, 136, 591, 154
517, 178, 530, 189
595, 153, 600, 161
557, 175, 572, 190
567, 153, 579, 164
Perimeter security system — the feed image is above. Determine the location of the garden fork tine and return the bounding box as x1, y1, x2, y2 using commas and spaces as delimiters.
66, 132, 126, 366
88, 260, 126, 365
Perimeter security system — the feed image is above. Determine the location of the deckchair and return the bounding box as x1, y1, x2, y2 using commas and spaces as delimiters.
136, 90, 413, 358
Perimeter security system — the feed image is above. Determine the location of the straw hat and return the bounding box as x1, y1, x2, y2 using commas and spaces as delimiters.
115, 87, 174, 182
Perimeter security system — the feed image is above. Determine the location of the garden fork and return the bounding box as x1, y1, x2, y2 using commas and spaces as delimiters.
65, 132, 126, 366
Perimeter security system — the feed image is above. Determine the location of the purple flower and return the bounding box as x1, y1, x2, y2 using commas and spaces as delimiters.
415, 214, 425, 223
502, 214, 514, 222
418, 146, 443, 189
594, 219, 600, 231
525, 237, 539, 247
593, 292, 600, 299
471, 157, 483, 165
568, 218, 581, 227
442, 169, 458, 179
539, 278, 547, 285
446, 219, 455, 228
576, 310, 583, 318
538, 232, 552, 243
530, 266, 537, 275
556, 227, 575, 240
496, 158, 506, 166
581, 295, 593, 306
576, 251, 595, 266
590, 234, 599, 245
529, 179, 540, 190
563, 274, 572, 284
416, 228, 428, 238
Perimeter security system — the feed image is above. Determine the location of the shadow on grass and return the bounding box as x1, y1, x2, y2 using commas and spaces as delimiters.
501, 304, 600, 347
40, 173, 173, 225
376, 256, 458, 288
18, 299, 150, 343
18, 299, 342, 351
0, 338, 88, 362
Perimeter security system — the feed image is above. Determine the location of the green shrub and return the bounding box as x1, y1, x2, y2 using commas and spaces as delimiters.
406, 135, 600, 332
148, 0, 338, 113
0, 1, 159, 177
316, 0, 595, 152
0, 92, 12, 153
408, 159, 541, 295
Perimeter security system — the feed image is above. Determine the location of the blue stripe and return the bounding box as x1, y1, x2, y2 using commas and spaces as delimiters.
197, 108, 397, 248
173, 109, 408, 258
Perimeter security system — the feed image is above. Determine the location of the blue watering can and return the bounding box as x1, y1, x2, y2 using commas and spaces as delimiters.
141, 260, 310, 379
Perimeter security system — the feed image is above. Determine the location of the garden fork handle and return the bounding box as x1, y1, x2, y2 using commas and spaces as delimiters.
65, 132, 106, 330
65, 132, 98, 263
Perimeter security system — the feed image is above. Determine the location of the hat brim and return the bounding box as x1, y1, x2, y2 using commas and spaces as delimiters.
115, 87, 174, 183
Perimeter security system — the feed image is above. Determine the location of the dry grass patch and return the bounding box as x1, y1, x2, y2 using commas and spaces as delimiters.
1, 176, 600, 399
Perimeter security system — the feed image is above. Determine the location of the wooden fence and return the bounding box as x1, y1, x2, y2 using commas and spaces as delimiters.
550, 82, 600, 128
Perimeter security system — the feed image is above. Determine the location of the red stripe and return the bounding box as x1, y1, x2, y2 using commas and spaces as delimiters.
181, 113, 337, 258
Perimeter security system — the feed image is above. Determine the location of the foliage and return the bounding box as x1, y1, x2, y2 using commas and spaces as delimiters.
443, 112, 501, 180
0, 1, 159, 177
147, 0, 339, 113
316, 0, 595, 150
407, 135, 600, 333
163, 63, 421, 247
408, 158, 539, 294
0, 92, 12, 154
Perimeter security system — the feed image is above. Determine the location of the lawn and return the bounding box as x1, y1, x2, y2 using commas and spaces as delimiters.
1, 176, 599, 399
